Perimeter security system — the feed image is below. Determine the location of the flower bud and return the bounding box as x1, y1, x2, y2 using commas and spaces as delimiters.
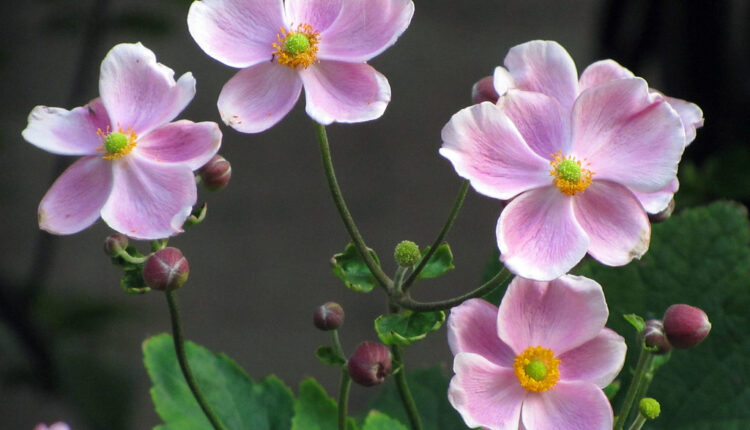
639, 397, 661, 420
394, 240, 420, 267
143, 247, 189, 291
104, 233, 129, 256
347, 341, 392, 387
639, 319, 671, 355
663, 304, 711, 349
198, 154, 232, 191
648, 198, 675, 224
313, 302, 345, 331
471, 76, 499, 104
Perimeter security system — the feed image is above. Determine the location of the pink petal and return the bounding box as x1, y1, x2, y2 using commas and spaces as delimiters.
100, 156, 196, 240
521, 381, 613, 430
558, 328, 626, 388
217, 62, 302, 133
633, 178, 679, 214
663, 94, 704, 145
136, 120, 222, 170
493, 66, 514, 97
439, 102, 551, 200
284, 0, 343, 32
447, 299, 516, 368
571, 78, 685, 193
302, 0, 414, 62
573, 181, 650, 266
578, 59, 633, 93
497, 89, 571, 159
449, 353, 526, 430
504, 40, 579, 111
497, 187, 589, 281
497, 275, 608, 355
299, 61, 390, 124
187, 0, 285, 68
38, 156, 113, 235
99, 43, 195, 135
23, 98, 110, 156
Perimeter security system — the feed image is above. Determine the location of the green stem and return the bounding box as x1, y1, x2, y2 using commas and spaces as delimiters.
392, 266, 409, 294
391, 346, 423, 430
626, 414, 647, 430
614, 346, 654, 430
115, 248, 148, 264
314, 122, 393, 290
151, 239, 168, 252
402, 180, 469, 291
166, 291, 228, 430
625, 358, 657, 425
337, 368, 352, 430
394, 267, 510, 312
331, 330, 345, 358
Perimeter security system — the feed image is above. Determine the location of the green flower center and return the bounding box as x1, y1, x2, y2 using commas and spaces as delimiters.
556, 159, 581, 183
524, 360, 548, 381
284, 33, 310, 56
104, 132, 129, 154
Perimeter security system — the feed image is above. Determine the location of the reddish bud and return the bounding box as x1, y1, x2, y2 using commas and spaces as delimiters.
471, 76, 499, 104
640, 319, 671, 354
143, 247, 189, 291
663, 304, 711, 349
104, 233, 129, 256
198, 154, 232, 191
313, 302, 345, 331
347, 341, 392, 387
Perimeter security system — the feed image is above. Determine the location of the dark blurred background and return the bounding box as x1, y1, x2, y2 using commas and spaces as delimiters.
1, 0, 748, 428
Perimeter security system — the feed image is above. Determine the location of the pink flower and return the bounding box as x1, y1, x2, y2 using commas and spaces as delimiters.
34, 423, 70, 430
447, 275, 626, 430
440, 40, 695, 280
23, 43, 221, 240
187, 0, 414, 133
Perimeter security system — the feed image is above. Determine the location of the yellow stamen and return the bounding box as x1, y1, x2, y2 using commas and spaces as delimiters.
96, 124, 138, 160
272, 24, 320, 69
549, 151, 593, 196
513, 345, 560, 392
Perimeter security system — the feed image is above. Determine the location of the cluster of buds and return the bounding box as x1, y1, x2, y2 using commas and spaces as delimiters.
640, 304, 711, 353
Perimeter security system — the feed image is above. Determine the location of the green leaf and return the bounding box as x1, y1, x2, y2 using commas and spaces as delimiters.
315, 346, 345, 367
291, 378, 357, 430
331, 243, 381, 293
144, 334, 295, 430
415, 244, 455, 279
361, 411, 408, 430
603, 380, 621, 401
121, 268, 150, 294
374, 311, 446, 347
622, 313, 646, 333
575, 202, 750, 429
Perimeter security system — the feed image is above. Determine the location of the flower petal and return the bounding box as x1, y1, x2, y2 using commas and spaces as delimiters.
578, 59, 634, 92
449, 353, 526, 430
493, 66, 514, 97
503, 40, 579, 111
308, 0, 414, 62
187, 0, 285, 68
497, 89, 571, 159
285, 0, 343, 32
136, 120, 222, 170
439, 102, 551, 200
447, 299, 516, 368
99, 43, 195, 135
38, 156, 113, 235
521, 381, 613, 430
100, 156, 197, 240
299, 61, 390, 124
217, 62, 302, 133
573, 181, 650, 266
23, 98, 110, 156
663, 94, 704, 145
497, 275, 608, 355
571, 78, 685, 193
497, 187, 589, 281
633, 178, 679, 214
558, 328, 626, 388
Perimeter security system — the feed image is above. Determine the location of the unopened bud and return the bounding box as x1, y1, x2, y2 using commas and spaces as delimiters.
663, 304, 711, 349
639, 320, 671, 354
347, 341, 392, 387
104, 233, 129, 256
639, 397, 661, 420
313, 302, 345, 331
198, 154, 232, 191
394, 240, 420, 267
648, 199, 675, 224
471, 76, 499, 104
143, 247, 189, 291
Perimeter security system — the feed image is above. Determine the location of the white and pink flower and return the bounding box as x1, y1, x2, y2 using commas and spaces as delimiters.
447, 275, 626, 430
441, 40, 701, 281
187, 0, 414, 133
23, 43, 221, 240
34, 423, 70, 430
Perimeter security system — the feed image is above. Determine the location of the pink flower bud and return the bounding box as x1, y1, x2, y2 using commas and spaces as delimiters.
471, 76, 499, 104
313, 302, 345, 331
639, 319, 671, 354
198, 154, 232, 191
103, 233, 129, 256
347, 341, 392, 387
143, 247, 189, 291
663, 304, 711, 349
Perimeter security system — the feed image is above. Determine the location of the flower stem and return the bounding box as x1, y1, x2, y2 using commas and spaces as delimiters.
115, 248, 148, 264
626, 414, 647, 430
391, 345, 423, 430
337, 368, 352, 430
614, 345, 654, 430
165, 291, 228, 430
314, 122, 393, 290
402, 180, 469, 292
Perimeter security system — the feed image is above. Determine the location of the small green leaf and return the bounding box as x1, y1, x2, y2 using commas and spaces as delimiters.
316, 346, 346, 367
291, 378, 358, 430
331, 242, 381, 293
374, 311, 446, 346
121, 268, 149, 294
623, 313, 646, 332
415, 244, 455, 280
603, 380, 621, 400
361, 411, 408, 430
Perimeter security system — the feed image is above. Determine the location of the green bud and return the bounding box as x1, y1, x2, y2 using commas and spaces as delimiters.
285, 33, 310, 56
104, 132, 129, 154
556, 159, 581, 182
394, 240, 420, 267
639, 397, 661, 420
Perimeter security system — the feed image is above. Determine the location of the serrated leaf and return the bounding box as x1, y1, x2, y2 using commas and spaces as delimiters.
316, 346, 345, 367
623, 313, 646, 332
361, 411, 408, 430
144, 334, 295, 430
375, 311, 446, 347
415, 244, 455, 279
291, 378, 357, 430
331, 243, 381, 293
